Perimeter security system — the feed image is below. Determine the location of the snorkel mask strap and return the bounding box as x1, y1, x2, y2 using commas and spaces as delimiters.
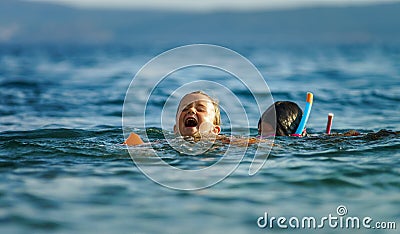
292, 92, 313, 137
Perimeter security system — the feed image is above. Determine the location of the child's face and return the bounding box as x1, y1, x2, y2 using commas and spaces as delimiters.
174, 93, 221, 137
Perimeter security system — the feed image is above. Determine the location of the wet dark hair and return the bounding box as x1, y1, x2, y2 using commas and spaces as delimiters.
258, 101, 303, 136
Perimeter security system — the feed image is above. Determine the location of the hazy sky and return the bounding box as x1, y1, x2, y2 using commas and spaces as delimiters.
28, 0, 400, 11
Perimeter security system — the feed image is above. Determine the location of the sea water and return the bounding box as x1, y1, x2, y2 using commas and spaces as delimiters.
1, 43, 399, 233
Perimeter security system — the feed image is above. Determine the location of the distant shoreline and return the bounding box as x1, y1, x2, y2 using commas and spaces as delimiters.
1, 0, 399, 45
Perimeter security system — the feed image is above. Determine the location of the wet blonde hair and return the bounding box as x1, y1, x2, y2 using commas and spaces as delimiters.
178, 91, 221, 126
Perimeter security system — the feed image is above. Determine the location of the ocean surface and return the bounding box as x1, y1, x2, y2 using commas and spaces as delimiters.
1, 43, 399, 233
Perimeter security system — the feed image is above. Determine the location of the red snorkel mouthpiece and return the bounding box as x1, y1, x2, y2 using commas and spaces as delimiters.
326, 113, 334, 135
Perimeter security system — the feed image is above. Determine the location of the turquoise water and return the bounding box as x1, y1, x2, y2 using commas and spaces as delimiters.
1, 44, 399, 233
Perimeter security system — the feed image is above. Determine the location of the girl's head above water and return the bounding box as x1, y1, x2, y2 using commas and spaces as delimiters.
258, 101, 304, 136
174, 91, 221, 137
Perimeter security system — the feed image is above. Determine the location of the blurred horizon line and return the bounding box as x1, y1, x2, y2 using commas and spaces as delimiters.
1, 0, 400, 45
25, 0, 400, 12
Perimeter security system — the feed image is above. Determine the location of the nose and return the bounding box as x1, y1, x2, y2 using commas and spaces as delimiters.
187, 107, 196, 115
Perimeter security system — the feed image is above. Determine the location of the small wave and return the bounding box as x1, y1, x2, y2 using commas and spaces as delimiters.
0, 80, 42, 89
0, 127, 128, 159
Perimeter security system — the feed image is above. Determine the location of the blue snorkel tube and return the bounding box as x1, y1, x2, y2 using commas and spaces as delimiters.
292, 92, 313, 137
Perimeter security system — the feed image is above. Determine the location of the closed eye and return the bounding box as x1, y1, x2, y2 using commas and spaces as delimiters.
196, 104, 208, 112
181, 105, 192, 112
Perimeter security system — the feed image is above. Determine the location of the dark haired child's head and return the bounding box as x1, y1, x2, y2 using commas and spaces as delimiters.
258, 101, 304, 136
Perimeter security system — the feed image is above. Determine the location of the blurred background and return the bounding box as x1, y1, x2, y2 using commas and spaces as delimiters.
1, 0, 400, 45
1, 0, 400, 131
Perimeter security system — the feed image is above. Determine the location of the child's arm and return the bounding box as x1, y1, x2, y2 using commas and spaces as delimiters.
123, 132, 144, 146
124, 133, 261, 146
216, 135, 259, 146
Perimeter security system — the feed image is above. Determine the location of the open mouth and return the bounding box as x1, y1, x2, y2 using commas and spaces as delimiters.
185, 117, 198, 127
